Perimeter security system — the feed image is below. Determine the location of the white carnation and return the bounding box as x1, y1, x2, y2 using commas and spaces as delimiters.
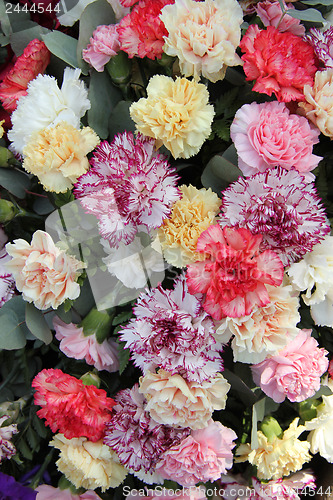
305, 394, 333, 463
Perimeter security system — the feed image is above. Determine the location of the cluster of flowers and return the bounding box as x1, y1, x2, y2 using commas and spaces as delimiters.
1, 0, 333, 497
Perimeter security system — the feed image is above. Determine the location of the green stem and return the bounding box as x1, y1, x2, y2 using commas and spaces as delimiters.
29, 449, 55, 490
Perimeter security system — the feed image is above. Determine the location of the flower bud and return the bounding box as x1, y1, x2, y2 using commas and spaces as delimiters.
299, 398, 321, 421
0, 147, 14, 168
0, 199, 19, 222
106, 51, 132, 85
80, 371, 101, 388
260, 416, 283, 442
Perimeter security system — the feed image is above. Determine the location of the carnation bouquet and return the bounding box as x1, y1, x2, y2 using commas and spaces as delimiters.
1, 0, 333, 498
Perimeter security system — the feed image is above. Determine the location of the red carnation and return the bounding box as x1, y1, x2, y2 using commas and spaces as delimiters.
0, 39, 50, 113
240, 25, 317, 102
32, 368, 115, 442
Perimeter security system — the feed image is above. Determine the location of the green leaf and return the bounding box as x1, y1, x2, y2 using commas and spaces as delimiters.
0, 309, 26, 350
201, 144, 242, 194
112, 310, 133, 326
17, 438, 33, 460
88, 70, 122, 139
26, 426, 39, 452
73, 278, 95, 317
212, 119, 230, 142
0, 167, 31, 198
76, 0, 116, 72
251, 398, 266, 450
223, 369, 258, 406
25, 303, 53, 345
42, 31, 78, 69
0, 0, 11, 37
301, 0, 333, 5
285, 7, 326, 22
117, 341, 130, 375
10, 25, 49, 56
33, 197, 54, 215
108, 101, 136, 140
32, 412, 48, 439
214, 87, 239, 117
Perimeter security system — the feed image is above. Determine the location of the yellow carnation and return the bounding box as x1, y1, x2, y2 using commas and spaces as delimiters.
130, 75, 215, 159
22, 122, 100, 193
0, 120, 4, 139
139, 369, 230, 430
235, 418, 311, 480
157, 184, 221, 267
50, 434, 128, 492
299, 69, 333, 138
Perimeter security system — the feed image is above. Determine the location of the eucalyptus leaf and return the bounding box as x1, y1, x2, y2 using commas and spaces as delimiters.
108, 101, 136, 140
10, 25, 49, 56
42, 31, 78, 69
285, 7, 326, 22
0, 0, 11, 37
301, 0, 333, 5
0, 167, 30, 198
88, 70, 122, 139
25, 303, 53, 345
201, 145, 242, 194
0, 309, 26, 350
76, 0, 116, 72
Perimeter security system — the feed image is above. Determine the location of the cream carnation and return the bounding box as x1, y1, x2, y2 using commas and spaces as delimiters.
5, 231, 84, 310
8, 67, 90, 154
235, 418, 311, 480
214, 284, 300, 364
157, 185, 221, 268
286, 236, 333, 327
23, 122, 100, 193
139, 370, 230, 430
299, 69, 333, 138
305, 394, 333, 462
50, 434, 128, 492
130, 75, 214, 159
160, 0, 243, 83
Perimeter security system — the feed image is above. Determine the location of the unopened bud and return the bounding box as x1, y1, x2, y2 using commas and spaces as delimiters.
106, 51, 132, 85
260, 416, 283, 442
80, 371, 101, 388
0, 147, 14, 167
299, 398, 321, 421
0, 199, 19, 222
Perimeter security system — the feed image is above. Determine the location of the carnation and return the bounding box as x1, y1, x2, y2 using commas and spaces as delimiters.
235, 418, 311, 480
8, 67, 90, 154
160, 0, 243, 83
214, 283, 300, 364
186, 225, 284, 320
22, 122, 100, 193
50, 434, 127, 492
219, 167, 330, 266
139, 370, 230, 430
286, 235, 333, 327
119, 274, 223, 382
74, 131, 179, 246
35, 485, 102, 500
255, 0, 305, 35
130, 75, 215, 159
32, 368, 115, 441
230, 101, 322, 181
240, 25, 317, 102
299, 69, 333, 138
0, 415, 18, 463
103, 384, 189, 474
252, 329, 329, 403
0, 39, 50, 112
5, 231, 84, 310
307, 27, 333, 70
82, 24, 120, 72
156, 420, 237, 486
157, 185, 221, 268
53, 317, 119, 372
0, 248, 15, 308
118, 0, 173, 59
305, 394, 333, 462
125, 487, 207, 500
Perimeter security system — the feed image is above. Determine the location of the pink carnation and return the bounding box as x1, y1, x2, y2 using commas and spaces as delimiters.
126, 488, 207, 500
119, 274, 223, 382
35, 485, 102, 500
0, 39, 50, 112
53, 317, 119, 372
230, 101, 322, 181
118, 0, 174, 59
252, 329, 329, 403
74, 132, 179, 246
219, 167, 331, 266
104, 384, 189, 474
119, 0, 138, 6
82, 24, 120, 72
156, 419, 237, 486
240, 25, 317, 102
255, 0, 305, 36
32, 368, 115, 441
186, 225, 284, 320
307, 27, 333, 70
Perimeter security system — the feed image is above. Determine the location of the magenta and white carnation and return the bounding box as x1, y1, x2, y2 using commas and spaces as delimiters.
103, 384, 189, 476
230, 101, 322, 181
119, 275, 223, 382
252, 329, 329, 403
0, 416, 18, 463
53, 317, 119, 372
219, 167, 330, 266
307, 27, 333, 70
74, 132, 179, 246
156, 419, 237, 486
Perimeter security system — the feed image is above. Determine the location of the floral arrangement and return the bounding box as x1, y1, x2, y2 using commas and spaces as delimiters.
1, 0, 333, 498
